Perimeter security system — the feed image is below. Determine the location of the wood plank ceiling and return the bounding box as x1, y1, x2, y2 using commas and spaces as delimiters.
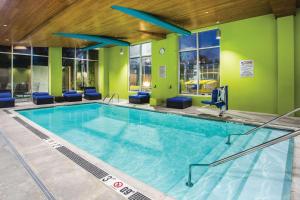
0, 0, 298, 47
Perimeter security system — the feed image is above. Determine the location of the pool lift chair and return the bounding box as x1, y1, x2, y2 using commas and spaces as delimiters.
201, 86, 228, 117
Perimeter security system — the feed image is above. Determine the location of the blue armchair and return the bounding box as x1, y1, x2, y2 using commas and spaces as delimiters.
129, 91, 150, 104
63, 90, 82, 102
0, 90, 15, 108
84, 87, 101, 100
32, 92, 54, 105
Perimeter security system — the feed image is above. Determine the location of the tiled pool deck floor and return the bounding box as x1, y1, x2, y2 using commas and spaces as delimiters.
0, 99, 299, 200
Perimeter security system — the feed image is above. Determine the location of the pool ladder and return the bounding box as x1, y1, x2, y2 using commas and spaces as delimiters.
186, 107, 300, 187
102, 93, 119, 104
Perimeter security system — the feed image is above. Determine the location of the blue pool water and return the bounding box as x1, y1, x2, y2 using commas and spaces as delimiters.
18, 103, 293, 200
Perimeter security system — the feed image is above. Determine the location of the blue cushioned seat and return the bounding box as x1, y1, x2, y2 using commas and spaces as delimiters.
63, 91, 82, 102
32, 92, 54, 105
129, 92, 150, 104
166, 96, 192, 109
0, 91, 15, 108
84, 87, 101, 100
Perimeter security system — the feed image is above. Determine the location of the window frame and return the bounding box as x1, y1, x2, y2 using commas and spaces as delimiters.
62, 47, 99, 91
128, 42, 152, 92
178, 29, 220, 96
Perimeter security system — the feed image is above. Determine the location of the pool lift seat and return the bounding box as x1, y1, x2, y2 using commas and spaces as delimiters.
201, 85, 228, 117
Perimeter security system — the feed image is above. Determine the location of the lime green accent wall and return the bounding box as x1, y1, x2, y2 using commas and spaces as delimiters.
277, 16, 295, 114
101, 13, 299, 115
151, 34, 178, 103
106, 46, 129, 99
296, 9, 300, 116
98, 48, 109, 96
219, 15, 277, 114
49, 47, 62, 96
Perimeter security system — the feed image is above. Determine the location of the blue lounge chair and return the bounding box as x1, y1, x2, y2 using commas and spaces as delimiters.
166, 96, 192, 109
84, 87, 102, 100
63, 90, 82, 102
129, 92, 150, 104
32, 92, 54, 105
0, 90, 15, 108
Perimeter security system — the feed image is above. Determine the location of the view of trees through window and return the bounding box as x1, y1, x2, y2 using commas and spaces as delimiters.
129, 43, 152, 92
179, 29, 220, 95
62, 48, 98, 92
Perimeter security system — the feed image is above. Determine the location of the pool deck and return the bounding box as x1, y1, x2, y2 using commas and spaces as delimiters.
0, 99, 299, 200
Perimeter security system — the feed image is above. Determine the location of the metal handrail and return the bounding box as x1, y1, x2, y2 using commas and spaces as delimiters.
186, 129, 300, 187
226, 108, 300, 145
108, 93, 119, 104
102, 94, 110, 102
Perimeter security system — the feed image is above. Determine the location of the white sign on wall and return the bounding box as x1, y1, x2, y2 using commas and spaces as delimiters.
240, 60, 254, 77
159, 66, 166, 78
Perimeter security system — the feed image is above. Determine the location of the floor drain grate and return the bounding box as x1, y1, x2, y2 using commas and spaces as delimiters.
56, 146, 109, 179
13, 117, 49, 140
128, 192, 151, 200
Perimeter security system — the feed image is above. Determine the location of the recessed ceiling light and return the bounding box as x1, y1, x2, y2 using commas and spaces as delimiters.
216, 21, 220, 24
5, 38, 9, 41
3, 24, 7, 27
205, 11, 209, 14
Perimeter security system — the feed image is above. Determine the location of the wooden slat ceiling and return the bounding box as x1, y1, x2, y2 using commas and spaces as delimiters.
0, 0, 298, 47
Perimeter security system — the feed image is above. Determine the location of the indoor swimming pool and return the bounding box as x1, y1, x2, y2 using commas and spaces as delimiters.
18, 103, 293, 200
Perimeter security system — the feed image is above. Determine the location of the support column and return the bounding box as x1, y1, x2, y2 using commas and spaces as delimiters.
277, 16, 295, 114
49, 47, 62, 96
98, 48, 109, 97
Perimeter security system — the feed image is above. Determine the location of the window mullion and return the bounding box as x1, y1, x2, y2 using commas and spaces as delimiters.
196, 33, 200, 96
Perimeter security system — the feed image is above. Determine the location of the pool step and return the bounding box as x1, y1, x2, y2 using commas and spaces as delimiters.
167, 131, 256, 199
205, 130, 271, 200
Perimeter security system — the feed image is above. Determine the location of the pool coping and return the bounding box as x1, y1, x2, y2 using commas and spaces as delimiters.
3, 100, 300, 200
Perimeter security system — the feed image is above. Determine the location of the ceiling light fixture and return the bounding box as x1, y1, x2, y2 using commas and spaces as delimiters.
3, 24, 7, 27
205, 11, 209, 14
216, 29, 221, 40
216, 21, 220, 24
120, 48, 124, 55
14, 46, 27, 50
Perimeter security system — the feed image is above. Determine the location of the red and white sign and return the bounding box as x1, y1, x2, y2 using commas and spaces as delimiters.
101, 175, 137, 198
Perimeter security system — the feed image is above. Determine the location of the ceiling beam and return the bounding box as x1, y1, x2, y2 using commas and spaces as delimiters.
54, 33, 130, 46
81, 43, 107, 51
111, 5, 191, 36
269, 0, 296, 17
19, 0, 80, 42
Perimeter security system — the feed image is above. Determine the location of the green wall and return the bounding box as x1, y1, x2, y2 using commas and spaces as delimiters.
105, 46, 129, 99
296, 9, 300, 116
219, 15, 277, 113
102, 13, 299, 115
49, 47, 62, 96
151, 34, 179, 103
277, 16, 295, 114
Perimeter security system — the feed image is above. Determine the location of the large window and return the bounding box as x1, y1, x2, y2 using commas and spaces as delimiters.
129, 43, 152, 92
0, 45, 49, 101
62, 48, 98, 92
179, 29, 220, 95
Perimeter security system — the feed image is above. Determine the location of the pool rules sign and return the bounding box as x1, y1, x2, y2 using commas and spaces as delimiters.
240, 60, 254, 77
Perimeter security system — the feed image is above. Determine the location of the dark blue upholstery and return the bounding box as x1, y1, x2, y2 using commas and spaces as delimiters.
0, 97, 14, 102
84, 87, 101, 100
0, 91, 15, 108
0, 92, 12, 98
166, 96, 192, 109
32, 92, 54, 105
201, 89, 225, 108
129, 92, 150, 104
63, 91, 82, 102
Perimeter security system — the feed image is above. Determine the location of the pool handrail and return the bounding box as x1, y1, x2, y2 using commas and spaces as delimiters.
186, 129, 300, 187
108, 93, 119, 104
226, 107, 300, 145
